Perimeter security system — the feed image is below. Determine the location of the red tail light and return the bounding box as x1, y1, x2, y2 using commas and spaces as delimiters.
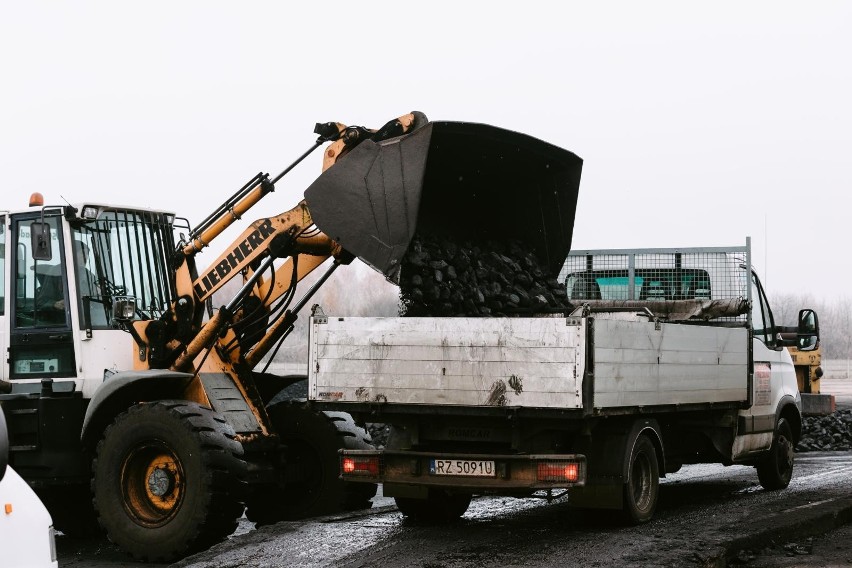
537, 461, 580, 482
342, 456, 380, 476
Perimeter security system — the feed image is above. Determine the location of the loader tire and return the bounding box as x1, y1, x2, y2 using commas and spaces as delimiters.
395, 489, 472, 522
756, 417, 795, 490
244, 402, 377, 525
621, 434, 659, 524
92, 401, 245, 562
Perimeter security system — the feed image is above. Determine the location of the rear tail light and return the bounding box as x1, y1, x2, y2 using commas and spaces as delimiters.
341, 456, 380, 476
537, 461, 580, 483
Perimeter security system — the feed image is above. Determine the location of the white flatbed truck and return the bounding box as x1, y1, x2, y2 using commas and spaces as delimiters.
308, 240, 819, 522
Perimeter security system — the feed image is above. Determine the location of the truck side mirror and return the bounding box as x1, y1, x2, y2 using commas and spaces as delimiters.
797, 309, 819, 352
0, 406, 9, 483
30, 221, 52, 261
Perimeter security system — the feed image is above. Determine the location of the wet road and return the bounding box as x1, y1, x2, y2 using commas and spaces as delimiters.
56, 378, 852, 567
57, 450, 852, 568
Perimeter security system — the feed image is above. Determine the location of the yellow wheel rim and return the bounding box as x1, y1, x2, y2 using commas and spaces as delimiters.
120, 442, 185, 527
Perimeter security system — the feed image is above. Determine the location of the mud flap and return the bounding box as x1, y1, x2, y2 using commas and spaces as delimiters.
568, 418, 663, 510
305, 117, 583, 281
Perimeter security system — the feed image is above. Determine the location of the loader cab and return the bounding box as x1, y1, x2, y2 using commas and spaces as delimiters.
1, 204, 177, 397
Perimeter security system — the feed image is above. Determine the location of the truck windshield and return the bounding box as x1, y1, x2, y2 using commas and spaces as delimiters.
73, 208, 176, 326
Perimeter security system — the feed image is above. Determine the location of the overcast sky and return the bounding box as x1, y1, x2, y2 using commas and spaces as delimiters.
2, 2, 850, 301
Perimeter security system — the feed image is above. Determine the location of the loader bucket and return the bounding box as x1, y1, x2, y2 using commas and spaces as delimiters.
304, 117, 583, 281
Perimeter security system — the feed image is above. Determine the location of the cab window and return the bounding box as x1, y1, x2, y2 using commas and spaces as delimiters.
750, 272, 776, 348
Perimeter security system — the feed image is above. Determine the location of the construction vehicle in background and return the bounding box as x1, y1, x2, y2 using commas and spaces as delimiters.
778, 318, 832, 415
0, 111, 582, 561
786, 342, 833, 415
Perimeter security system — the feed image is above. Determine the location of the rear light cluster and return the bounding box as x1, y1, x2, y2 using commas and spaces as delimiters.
537, 461, 581, 483
341, 455, 381, 477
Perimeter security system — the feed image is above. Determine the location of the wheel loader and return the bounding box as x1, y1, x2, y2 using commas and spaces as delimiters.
0, 111, 582, 561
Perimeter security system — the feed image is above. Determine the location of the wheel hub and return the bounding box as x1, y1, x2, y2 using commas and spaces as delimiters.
779, 435, 794, 468
147, 467, 175, 498
121, 443, 185, 527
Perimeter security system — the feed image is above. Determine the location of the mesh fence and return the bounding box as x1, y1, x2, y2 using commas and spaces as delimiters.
557, 245, 751, 322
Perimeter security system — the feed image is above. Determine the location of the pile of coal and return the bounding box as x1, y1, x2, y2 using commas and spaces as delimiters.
398, 234, 570, 317
797, 409, 852, 451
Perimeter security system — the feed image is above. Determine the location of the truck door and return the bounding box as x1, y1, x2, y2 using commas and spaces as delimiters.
734, 270, 795, 457
8, 212, 77, 381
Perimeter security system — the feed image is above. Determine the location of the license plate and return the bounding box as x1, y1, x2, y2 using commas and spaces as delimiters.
429, 459, 496, 477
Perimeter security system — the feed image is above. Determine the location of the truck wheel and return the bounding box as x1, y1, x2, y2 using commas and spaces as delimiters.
395, 489, 472, 522
244, 402, 377, 525
622, 434, 659, 524
756, 417, 794, 490
92, 401, 245, 562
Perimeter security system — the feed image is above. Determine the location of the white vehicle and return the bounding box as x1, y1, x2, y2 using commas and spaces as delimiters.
312, 240, 819, 523
0, 407, 58, 568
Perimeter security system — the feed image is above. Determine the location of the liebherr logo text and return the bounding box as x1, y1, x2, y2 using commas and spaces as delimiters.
194, 219, 275, 297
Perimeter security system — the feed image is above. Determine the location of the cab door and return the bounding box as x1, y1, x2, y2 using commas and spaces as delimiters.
732, 270, 796, 459
8, 212, 77, 381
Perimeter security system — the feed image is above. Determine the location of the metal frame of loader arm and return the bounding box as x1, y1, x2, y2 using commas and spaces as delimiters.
171, 229, 341, 372
159, 112, 423, 372
178, 111, 421, 305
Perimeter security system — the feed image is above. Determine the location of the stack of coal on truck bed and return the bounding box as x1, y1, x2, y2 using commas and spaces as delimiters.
399, 235, 571, 317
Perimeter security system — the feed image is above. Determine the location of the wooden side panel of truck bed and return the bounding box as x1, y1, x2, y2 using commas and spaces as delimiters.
308, 315, 750, 410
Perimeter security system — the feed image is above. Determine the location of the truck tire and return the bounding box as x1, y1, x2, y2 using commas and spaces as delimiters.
622, 434, 659, 524
756, 417, 795, 490
244, 402, 377, 525
92, 401, 245, 562
395, 489, 472, 522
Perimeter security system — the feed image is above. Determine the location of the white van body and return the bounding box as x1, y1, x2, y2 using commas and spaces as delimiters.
0, 406, 58, 568
0, 466, 58, 568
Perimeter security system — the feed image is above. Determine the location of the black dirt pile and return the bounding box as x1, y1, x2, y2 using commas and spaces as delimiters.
797, 409, 852, 451
398, 234, 570, 317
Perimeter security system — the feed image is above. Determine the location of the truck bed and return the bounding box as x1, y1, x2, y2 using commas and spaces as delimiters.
308, 314, 750, 411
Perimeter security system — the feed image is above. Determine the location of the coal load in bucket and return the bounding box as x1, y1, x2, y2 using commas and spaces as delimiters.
304, 115, 583, 315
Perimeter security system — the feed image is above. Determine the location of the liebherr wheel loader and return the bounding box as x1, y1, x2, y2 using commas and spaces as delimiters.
0, 112, 582, 561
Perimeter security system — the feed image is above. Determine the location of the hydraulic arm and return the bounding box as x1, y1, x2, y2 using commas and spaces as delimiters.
130, 112, 424, 374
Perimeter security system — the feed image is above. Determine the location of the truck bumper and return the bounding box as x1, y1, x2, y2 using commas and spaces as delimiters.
339, 449, 586, 491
